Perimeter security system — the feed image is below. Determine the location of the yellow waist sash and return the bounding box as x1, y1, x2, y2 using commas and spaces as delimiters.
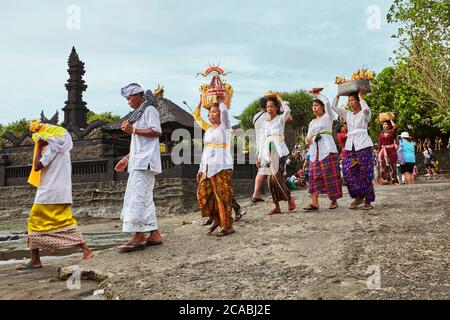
205, 143, 230, 149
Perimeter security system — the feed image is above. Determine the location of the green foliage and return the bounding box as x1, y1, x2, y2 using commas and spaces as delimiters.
365, 66, 439, 139
87, 111, 121, 125
239, 90, 314, 136
387, 0, 450, 132
1, 118, 30, 137
238, 99, 261, 131
282, 90, 314, 135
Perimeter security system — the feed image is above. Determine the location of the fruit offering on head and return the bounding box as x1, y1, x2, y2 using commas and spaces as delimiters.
350, 68, 376, 81
335, 76, 348, 85
310, 87, 324, 94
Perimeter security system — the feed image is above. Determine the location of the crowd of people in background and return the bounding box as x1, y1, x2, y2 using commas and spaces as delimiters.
277, 102, 448, 195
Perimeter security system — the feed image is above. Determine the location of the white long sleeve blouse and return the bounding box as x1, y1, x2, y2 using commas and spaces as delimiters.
199, 103, 234, 178
306, 95, 338, 162
259, 101, 291, 164
331, 97, 374, 151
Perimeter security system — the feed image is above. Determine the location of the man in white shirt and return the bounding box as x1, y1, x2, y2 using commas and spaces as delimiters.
115, 83, 163, 253
17, 123, 94, 270
251, 97, 269, 202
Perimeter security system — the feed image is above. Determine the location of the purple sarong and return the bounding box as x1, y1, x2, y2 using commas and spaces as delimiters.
342, 147, 375, 203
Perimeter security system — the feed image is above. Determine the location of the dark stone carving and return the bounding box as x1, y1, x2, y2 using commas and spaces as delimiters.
65, 120, 106, 139
40, 110, 59, 125
61, 47, 89, 129
2, 131, 32, 147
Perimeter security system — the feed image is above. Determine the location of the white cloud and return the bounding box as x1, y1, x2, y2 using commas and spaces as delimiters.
0, 0, 399, 124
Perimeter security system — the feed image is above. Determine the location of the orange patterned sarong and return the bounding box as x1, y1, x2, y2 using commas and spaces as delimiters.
196, 169, 233, 229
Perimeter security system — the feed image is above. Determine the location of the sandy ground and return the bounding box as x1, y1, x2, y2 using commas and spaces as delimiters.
0, 182, 449, 300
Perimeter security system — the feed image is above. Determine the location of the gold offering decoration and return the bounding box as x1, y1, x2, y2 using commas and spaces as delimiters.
378, 112, 395, 123
264, 91, 278, 99
197, 65, 233, 109
153, 84, 165, 98
29, 119, 44, 133
335, 68, 376, 84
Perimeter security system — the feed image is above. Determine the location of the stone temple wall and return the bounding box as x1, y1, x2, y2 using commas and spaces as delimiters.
0, 177, 256, 218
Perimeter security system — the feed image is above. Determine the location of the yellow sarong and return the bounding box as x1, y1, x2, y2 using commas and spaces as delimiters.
28, 204, 78, 235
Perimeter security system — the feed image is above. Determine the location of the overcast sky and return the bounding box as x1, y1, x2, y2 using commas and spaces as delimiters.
0, 0, 399, 125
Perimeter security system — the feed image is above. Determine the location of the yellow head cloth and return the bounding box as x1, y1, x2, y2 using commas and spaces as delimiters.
27, 121, 66, 188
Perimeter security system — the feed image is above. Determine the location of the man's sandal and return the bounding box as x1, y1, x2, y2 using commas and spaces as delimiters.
251, 198, 264, 203
146, 239, 163, 246
118, 242, 146, 253
15, 263, 42, 270
362, 204, 374, 210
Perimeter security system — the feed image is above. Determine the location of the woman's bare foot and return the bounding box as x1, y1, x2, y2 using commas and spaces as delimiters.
288, 197, 296, 212
266, 208, 282, 215
83, 251, 95, 260
80, 243, 95, 260
329, 200, 338, 210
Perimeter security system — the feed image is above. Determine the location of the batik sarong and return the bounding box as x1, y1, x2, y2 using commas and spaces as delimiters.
268, 156, 291, 203
342, 147, 376, 203
197, 169, 233, 229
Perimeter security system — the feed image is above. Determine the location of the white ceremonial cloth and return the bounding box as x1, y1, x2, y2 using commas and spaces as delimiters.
121, 170, 158, 233
34, 131, 73, 204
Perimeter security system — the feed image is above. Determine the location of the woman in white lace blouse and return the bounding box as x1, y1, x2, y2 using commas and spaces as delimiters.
196, 94, 235, 237
331, 86, 375, 210
257, 92, 296, 215
303, 91, 342, 211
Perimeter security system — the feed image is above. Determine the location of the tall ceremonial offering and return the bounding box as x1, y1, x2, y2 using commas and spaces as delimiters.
197, 65, 234, 110
335, 68, 375, 96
